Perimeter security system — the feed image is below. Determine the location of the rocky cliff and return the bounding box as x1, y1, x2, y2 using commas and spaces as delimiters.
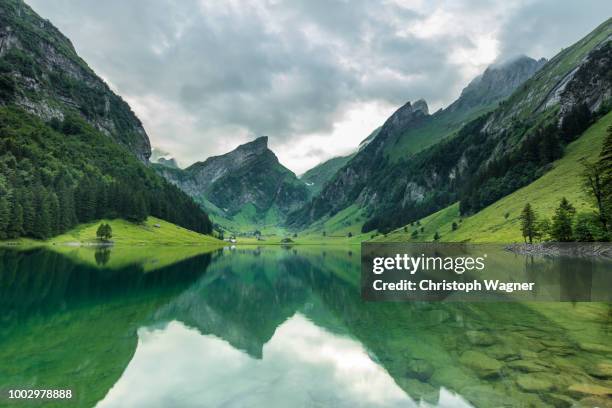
289, 18, 612, 232
0, 0, 151, 161
156, 137, 310, 226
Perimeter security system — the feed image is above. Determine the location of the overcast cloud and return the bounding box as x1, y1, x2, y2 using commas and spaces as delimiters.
26, 0, 612, 173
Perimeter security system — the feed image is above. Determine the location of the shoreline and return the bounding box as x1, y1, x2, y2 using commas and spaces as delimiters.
505, 242, 612, 258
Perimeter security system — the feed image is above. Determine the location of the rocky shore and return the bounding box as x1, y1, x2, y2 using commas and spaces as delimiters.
505, 243, 612, 258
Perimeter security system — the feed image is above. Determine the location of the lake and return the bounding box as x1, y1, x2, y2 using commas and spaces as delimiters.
1, 245, 611, 407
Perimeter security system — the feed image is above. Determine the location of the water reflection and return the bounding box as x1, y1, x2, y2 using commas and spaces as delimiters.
99, 316, 473, 408
0, 246, 611, 408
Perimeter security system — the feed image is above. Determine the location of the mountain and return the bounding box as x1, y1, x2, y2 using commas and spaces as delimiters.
290, 19, 611, 233
300, 126, 383, 196
155, 136, 309, 230
0, 0, 150, 162
301, 154, 354, 195
0, 0, 213, 240
375, 110, 612, 243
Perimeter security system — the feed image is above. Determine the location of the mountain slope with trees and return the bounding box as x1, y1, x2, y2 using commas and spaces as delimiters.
374, 111, 612, 243
0, 0, 150, 161
289, 18, 612, 235
0, 0, 213, 240
154, 136, 309, 232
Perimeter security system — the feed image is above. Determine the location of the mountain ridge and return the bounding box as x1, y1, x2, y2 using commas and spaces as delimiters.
289, 20, 611, 234
0, 0, 151, 161
155, 136, 309, 231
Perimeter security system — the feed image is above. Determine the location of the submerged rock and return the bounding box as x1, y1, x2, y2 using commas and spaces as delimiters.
578, 342, 612, 354
459, 351, 503, 379
542, 393, 575, 408
465, 330, 496, 346
577, 396, 612, 408
515, 374, 554, 392
406, 359, 435, 381
486, 344, 520, 361
568, 383, 612, 397
508, 360, 548, 373
587, 362, 612, 379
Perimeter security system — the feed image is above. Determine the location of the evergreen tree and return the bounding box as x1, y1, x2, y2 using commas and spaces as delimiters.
6, 201, 23, 238
582, 161, 607, 231
76, 177, 96, 222
573, 213, 594, 242
57, 180, 77, 232
48, 191, 60, 236
0, 194, 10, 239
21, 189, 35, 236
519, 203, 537, 243
433, 231, 440, 241
32, 185, 51, 239
96, 223, 112, 241
550, 198, 576, 242
599, 126, 612, 236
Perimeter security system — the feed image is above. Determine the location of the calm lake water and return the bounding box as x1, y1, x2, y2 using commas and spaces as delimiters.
1, 245, 611, 407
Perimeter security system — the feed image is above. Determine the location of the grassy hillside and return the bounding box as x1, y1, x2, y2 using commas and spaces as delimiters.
388, 102, 496, 162
374, 110, 612, 243
53, 244, 219, 272
301, 154, 354, 195
4, 217, 222, 246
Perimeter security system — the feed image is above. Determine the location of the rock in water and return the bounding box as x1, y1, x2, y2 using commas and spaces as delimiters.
459, 351, 503, 378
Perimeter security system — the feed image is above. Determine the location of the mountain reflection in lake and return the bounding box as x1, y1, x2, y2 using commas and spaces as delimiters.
0, 246, 610, 408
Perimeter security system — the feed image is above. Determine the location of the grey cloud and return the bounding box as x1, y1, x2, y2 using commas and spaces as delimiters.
25, 0, 612, 170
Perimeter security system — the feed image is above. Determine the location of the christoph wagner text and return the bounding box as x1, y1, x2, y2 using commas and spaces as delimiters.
372, 254, 486, 275
372, 280, 535, 293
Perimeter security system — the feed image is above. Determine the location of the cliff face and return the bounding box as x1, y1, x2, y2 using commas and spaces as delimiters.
289, 57, 547, 227
289, 19, 612, 232
0, 0, 151, 161
156, 137, 310, 223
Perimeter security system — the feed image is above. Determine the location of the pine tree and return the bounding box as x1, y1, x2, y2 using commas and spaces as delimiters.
48, 191, 60, 236
96, 223, 112, 241
550, 198, 576, 242
0, 194, 10, 239
32, 186, 51, 239
573, 213, 594, 242
76, 177, 96, 222
519, 203, 537, 243
21, 189, 36, 237
6, 201, 23, 239
57, 180, 77, 232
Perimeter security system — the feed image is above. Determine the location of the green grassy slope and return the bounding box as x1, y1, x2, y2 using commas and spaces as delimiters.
388, 102, 496, 162
301, 154, 354, 195
374, 110, 612, 243
4, 216, 222, 246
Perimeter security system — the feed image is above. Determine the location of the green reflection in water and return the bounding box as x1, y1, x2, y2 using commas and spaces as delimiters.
0, 246, 610, 407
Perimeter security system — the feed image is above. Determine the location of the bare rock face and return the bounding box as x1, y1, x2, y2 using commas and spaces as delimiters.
0, 0, 151, 162
449, 56, 547, 113
156, 137, 310, 220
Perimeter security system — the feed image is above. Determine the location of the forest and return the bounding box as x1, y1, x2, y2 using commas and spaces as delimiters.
0, 107, 212, 240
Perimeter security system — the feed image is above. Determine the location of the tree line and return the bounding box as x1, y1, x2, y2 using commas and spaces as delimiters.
519, 125, 612, 243
0, 107, 212, 240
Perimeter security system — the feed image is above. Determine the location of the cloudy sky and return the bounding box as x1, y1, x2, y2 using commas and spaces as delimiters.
26, 0, 612, 174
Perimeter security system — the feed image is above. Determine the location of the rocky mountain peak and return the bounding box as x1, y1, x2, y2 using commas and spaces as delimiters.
449, 55, 547, 112
413, 99, 429, 115
236, 136, 269, 154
